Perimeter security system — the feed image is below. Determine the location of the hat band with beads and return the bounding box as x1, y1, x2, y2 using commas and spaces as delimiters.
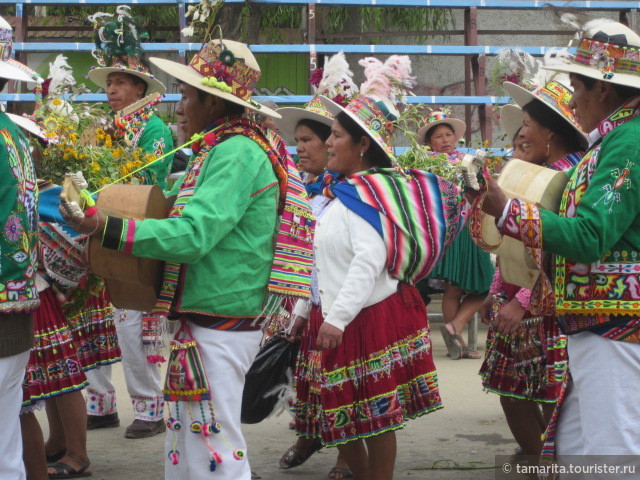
533, 80, 581, 130
575, 37, 640, 80
189, 42, 260, 101
345, 95, 395, 157
305, 96, 333, 119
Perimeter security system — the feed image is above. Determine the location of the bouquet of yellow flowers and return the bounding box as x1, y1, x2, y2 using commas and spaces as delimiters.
35, 89, 157, 192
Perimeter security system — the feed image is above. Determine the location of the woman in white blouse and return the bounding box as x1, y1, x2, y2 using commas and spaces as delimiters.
288, 103, 457, 479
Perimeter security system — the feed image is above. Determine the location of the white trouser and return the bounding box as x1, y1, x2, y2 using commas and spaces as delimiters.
85, 309, 164, 420
0, 350, 30, 480
164, 322, 261, 480
557, 331, 640, 479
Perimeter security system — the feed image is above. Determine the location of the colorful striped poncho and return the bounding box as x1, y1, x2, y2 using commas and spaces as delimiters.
329, 168, 468, 285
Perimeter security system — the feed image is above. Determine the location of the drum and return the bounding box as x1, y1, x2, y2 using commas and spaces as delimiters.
89, 184, 168, 311
480, 159, 569, 289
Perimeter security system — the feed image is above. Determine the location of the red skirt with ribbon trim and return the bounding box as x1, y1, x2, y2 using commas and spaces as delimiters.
294, 284, 442, 446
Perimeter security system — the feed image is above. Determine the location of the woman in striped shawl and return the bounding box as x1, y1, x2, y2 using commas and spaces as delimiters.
289, 57, 468, 479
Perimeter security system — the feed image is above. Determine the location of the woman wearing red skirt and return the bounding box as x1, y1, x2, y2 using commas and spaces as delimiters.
288, 56, 467, 480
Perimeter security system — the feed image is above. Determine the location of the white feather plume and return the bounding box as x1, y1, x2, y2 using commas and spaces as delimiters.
48, 55, 75, 94
316, 51, 358, 99
532, 47, 572, 87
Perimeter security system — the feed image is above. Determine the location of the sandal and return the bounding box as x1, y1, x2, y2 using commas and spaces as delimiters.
328, 466, 353, 479
460, 347, 481, 359
279, 439, 323, 469
46, 450, 66, 464
439, 324, 464, 360
48, 460, 92, 479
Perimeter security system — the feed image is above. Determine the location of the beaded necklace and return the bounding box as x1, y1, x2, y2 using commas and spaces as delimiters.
113, 96, 160, 147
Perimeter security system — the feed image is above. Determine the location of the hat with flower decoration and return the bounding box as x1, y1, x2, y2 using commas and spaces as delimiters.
150, 38, 279, 118
416, 109, 466, 146
86, 6, 165, 96
7, 113, 46, 140
319, 55, 416, 162
543, 17, 640, 90
274, 51, 359, 141
0, 16, 42, 84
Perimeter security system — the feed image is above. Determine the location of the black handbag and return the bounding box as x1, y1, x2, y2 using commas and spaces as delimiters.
241, 336, 299, 424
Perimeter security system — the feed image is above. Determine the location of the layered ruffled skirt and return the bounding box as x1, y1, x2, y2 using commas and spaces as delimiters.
479, 292, 567, 402
294, 284, 442, 446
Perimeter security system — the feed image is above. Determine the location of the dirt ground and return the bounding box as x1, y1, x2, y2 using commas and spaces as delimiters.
36, 315, 516, 480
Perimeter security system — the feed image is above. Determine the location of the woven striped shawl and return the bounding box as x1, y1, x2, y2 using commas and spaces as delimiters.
330, 168, 467, 285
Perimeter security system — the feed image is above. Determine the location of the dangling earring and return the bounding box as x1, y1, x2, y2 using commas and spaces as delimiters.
545, 141, 550, 160
359, 151, 364, 159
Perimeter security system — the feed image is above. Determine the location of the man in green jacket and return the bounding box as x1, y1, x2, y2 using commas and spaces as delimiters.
0, 15, 42, 478
475, 21, 640, 468
62, 38, 313, 480
82, 7, 174, 438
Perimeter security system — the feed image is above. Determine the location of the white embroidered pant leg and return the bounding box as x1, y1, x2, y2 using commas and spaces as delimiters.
84, 364, 117, 416
557, 331, 640, 478
116, 309, 164, 421
164, 323, 261, 480
0, 350, 30, 480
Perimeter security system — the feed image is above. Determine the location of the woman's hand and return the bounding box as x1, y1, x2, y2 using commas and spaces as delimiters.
494, 298, 526, 336
315, 322, 343, 350
480, 294, 494, 325
286, 315, 307, 343
59, 202, 107, 236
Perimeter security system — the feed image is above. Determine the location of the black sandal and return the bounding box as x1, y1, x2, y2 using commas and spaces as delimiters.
279, 439, 323, 469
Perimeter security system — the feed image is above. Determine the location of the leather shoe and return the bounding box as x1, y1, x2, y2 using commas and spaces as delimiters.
124, 419, 166, 439
87, 412, 120, 430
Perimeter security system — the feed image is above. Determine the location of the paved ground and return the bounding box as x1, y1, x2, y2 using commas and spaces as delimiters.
36, 310, 516, 480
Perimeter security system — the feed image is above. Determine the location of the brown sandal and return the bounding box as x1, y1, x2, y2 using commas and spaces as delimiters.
460, 346, 481, 359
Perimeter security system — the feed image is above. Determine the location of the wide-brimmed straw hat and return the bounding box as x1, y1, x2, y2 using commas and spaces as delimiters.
504, 81, 587, 148
7, 113, 46, 140
499, 103, 524, 143
0, 16, 42, 84
151, 39, 280, 119
275, 97, 334, 141
86, 7, 165, 95
544, 20, 640, 90
417, 111, 466, 145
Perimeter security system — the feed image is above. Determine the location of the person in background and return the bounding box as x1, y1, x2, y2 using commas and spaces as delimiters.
82, 7, 174, 439
418, 111, 494, 360
479, 79, 586, 461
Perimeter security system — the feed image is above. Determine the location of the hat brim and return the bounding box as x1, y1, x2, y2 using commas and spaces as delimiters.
319, 96, 395, 162
7, 113, 46, 141
150, 57, 281, 119
88, 67, 166, 96
273, 107, 334, 143
504, 82, 587, 147
543, 64, 640, 90
416, 118, 466, 145
499, 104, 523, 142
0, 60, 42, 84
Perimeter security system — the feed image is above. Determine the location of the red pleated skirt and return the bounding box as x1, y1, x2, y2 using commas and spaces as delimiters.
23, 288, 88, 407
479, 291, 567, 402
64, 281, 121, 371
294, 284, 442, 446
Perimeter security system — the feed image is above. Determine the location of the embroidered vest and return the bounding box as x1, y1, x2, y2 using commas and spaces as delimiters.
0, 113, 39, 312
554, 97, 640, 331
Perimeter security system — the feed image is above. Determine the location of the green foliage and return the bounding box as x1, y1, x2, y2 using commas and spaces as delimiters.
326, 6, 455, 42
